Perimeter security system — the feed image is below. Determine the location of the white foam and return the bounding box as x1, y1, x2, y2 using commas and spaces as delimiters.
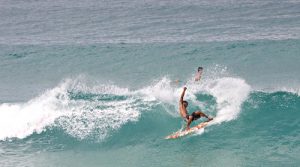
0, 80, 70, 140
56, 98, 140, 140
203, 77, 251, 124
138, 77, 177, 103
138, 77, 181, 117
0, 78, 144, 141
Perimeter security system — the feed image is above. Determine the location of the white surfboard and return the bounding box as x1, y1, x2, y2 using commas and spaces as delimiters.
165, 121, 209, 139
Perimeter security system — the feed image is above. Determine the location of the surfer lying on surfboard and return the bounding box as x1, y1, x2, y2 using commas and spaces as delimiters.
179, 87, 213, 130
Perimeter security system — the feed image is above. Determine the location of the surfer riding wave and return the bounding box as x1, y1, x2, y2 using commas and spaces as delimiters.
179, 87, 213, 130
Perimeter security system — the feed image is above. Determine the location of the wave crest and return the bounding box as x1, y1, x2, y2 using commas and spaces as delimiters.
0, 73, 252, 141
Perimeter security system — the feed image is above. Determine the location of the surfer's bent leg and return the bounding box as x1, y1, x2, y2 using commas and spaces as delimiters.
195, 111, 213, 121
199, 111, 209, 118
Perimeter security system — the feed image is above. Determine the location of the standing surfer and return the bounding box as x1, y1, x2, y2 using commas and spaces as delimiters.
179, 87, 213, 130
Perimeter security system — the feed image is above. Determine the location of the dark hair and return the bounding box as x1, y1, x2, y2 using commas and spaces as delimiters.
198, 67, 203, 71
183, 101, 188, 106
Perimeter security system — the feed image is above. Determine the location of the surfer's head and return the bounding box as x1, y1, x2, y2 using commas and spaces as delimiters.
198, 67, 203, 72
183, 101, 188, 107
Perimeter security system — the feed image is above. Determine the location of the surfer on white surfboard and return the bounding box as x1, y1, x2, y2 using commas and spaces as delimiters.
179, 87, 213, 130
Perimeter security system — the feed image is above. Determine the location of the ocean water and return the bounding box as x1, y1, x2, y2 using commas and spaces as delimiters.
1, 0, 300, 166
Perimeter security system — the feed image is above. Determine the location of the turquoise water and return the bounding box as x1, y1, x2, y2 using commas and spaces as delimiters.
1, 0, 300, 167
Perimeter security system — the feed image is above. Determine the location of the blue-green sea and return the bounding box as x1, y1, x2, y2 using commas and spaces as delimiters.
0, 0, 300, 166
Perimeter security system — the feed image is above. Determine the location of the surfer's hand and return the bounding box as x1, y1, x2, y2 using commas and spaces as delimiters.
208, 117, 213, 121
183, 87, 187, 91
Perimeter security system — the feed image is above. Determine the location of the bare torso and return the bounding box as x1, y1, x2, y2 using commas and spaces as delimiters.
195, 70, 203, 81
179, 102, 188, 119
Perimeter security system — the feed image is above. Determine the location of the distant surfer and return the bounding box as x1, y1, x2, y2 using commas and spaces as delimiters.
179, 87, 213, 130
195, 67, 203, 81
173, 67, 203, 85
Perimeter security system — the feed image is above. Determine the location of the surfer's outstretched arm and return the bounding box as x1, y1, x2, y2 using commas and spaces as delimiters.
180, 87, 187, 104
